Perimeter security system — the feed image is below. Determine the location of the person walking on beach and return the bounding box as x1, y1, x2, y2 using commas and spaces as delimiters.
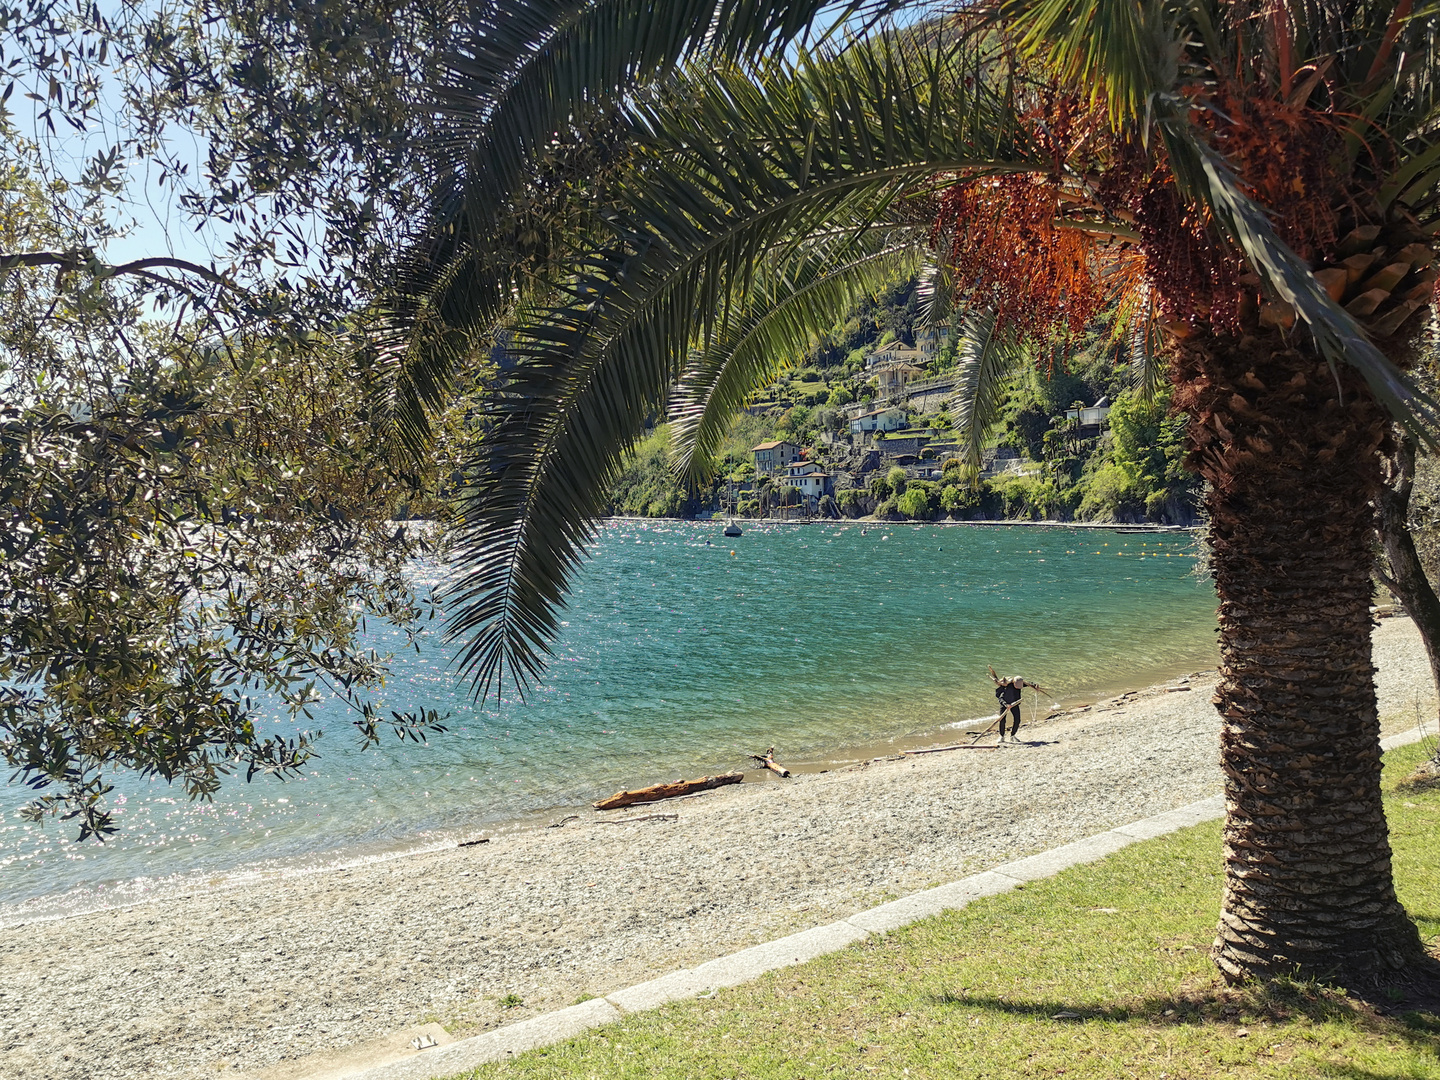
991, 673, 1035, 744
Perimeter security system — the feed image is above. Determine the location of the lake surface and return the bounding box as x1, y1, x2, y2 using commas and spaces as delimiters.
0, 522, 1218, 924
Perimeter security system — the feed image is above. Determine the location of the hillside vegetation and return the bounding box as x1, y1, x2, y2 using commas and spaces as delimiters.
609, 277, 1201, 523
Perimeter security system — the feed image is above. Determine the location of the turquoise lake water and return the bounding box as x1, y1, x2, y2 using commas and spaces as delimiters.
0, 522, 1218, 923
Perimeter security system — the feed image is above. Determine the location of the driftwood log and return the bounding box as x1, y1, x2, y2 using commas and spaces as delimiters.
593, 772, 743, 811
751, 747, 792, 778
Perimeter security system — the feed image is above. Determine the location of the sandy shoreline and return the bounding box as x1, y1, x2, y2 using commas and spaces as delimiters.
1, 616, 1434, 1080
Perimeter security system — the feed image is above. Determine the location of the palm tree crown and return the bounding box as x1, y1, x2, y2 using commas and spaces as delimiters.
397, 0, 1440, 988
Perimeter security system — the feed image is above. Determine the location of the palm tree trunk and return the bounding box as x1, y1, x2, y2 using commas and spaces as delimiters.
1171, 334, 1426, 984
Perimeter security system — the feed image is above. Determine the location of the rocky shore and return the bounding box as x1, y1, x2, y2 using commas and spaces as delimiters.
0, 617, 1432, 1080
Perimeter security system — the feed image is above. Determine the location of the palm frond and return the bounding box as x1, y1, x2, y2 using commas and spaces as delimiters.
367, 216, 539, 458
440, 31, 1046, 693
948, 310, 1029, 478
367, 240, 504, 455
1103, 264, 1163, 402
443, 240, 702, 698
381, 0, 911, 454
670, 227, 923, 484
1127, 304, 1165, 402
916, 251, 959, 330
995, 0, 1181, 131
437, 0, 909, 207
1379, 136, 1440, 215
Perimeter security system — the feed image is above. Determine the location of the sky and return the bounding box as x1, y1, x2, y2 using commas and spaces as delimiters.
4, 0, 935, 283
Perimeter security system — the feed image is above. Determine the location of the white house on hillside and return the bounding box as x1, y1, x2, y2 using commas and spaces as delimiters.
1063, 396, 1112, 435
865, 342, 924, 370
849, 407, 906, 434
784, 459, 830, 501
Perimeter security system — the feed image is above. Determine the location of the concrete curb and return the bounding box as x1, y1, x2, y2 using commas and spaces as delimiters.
350, 999, 622, 1079
1382, 726, 1431, 752
349, 727, 1432, 1080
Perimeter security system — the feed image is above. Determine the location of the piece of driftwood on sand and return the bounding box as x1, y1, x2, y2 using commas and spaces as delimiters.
593, 772, 744, 811
751, 747, 792, 778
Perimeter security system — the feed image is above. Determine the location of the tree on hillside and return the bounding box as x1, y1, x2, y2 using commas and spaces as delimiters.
393, 2, 1440, 995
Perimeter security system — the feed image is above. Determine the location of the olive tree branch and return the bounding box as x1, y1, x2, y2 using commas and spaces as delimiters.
0, 250, 235, 290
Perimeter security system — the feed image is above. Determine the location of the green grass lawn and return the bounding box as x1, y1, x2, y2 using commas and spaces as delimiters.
454, 741, 1440, 1079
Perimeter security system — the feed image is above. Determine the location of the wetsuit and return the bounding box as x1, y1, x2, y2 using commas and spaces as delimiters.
995, 682, 1023, 738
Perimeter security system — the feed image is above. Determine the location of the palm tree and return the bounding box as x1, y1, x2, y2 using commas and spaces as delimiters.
400, 2, 1440, 988
938, 1, 1440, 983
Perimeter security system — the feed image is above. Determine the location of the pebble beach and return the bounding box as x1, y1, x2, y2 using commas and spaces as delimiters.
1, 616, 1434, 1080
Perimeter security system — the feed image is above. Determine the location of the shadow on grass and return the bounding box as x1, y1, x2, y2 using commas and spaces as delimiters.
923, 988, 1440, 1078
928, 973, 1440, 1049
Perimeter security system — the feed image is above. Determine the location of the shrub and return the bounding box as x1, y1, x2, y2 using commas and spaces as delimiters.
990, 475, 1069, 520
869, 473, 892, 500
897, 486, 935, 520
1145, 488, 1175, 521
610, 425, 694, 517
837, 488, 867, 517
886, 466, 908, 495
645, 490, 685, 517
775, 404, 816, 446
1008, 404, 1051, 460
1076, 462, 1137, 521
940, 483, 978, 515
